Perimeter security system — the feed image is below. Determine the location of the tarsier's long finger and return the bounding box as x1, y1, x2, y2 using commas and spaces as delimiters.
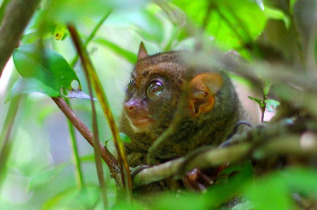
196, 182, 207, 192
184, 177, 206, 192
198, 170, 214, 185
183, 168, 211, 192
183, 177, 197, 191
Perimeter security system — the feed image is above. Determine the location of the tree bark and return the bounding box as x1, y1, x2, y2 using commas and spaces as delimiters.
0, 0, 41, 76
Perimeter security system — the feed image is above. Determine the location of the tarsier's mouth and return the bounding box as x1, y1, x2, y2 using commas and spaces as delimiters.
130, 118, 152, 127
126, 114, 153, 132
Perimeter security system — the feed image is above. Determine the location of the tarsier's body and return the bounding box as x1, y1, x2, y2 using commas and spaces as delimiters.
120, 44, 245, 170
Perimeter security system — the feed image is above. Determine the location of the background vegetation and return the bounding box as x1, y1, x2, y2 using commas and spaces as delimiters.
0, 0, 316, 209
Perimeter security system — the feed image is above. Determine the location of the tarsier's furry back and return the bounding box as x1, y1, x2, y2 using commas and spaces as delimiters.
120, 43, 245, 167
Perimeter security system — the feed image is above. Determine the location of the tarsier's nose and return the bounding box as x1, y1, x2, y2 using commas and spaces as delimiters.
124, 99, 151, 130
124, 100, 137, 112
124, 99, 144, 117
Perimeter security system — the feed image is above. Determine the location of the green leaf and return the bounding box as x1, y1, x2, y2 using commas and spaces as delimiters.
154, 193, 208, 210
80, 154, 95, 162
105, 133, 131, 146
265, 99, 280, 112
245, 168, 317, 210
264, 6, 290, 29
172, 0, 267, 49
94, 38, 137, 63
25, 9, 49, 32
248, 96, 264, 108
113, 200, 145, 210
21, 31, 45, 44
22, 9, 56, 44
263, 81, 272, 96
246, 176, 292, 210
290, 0, 299, 14
204, 161, 253, 206
30, 164, 67, 189
42, 185, 101, 209
41, 186, 80, 209
119, 133, 131, 143
6, 78, 60, 102
108, 8, 165, 43
47, 0, 147, 23
220, 161, 253, 176
13, 44, 80, 92
282, 168, 317, 195
133, 10, 165, 43
232, 201, 255, 210
36, 106, 58, 124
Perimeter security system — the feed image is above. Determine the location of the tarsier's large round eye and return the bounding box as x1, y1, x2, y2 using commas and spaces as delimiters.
146, 80, 164, 100
126, 79, 136, 96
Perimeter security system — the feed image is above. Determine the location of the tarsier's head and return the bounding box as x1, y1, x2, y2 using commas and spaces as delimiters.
122, 43, 229, 136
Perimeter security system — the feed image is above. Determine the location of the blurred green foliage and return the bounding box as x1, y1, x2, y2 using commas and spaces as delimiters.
0, 0, 316, 209
13, 44, 80, 94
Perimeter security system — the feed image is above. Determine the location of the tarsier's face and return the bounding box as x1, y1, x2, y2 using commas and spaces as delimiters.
123, 70, 177, 133
122, 43, 224, 135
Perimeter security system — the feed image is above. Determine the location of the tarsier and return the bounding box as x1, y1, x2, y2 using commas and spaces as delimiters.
119, 43, 247, 192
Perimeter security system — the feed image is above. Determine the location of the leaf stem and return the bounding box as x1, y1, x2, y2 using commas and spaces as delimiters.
82, 53, 109, 207
64, 97, 85, 189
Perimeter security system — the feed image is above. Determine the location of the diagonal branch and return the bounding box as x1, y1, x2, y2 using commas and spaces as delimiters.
0, 0, 41, 76
52, 97, 120, 177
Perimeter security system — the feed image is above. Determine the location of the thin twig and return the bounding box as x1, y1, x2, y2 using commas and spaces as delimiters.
64, 98, 85, 189
261, 91, 266, 123
81, 45, 108, 206
67, 25, 132, 200
51, 97, 119, 174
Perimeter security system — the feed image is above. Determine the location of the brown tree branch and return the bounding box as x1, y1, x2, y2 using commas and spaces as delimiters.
51, 97, 120, 176
133, 137, 317, 187
133, 122, 316, 187
0, 0, 41, 75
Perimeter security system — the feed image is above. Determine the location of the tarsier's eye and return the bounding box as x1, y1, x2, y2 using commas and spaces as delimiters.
126, 79, 136, 96
147, 80, 164, 100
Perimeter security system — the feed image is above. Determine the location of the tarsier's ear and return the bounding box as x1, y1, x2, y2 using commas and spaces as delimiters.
137, 42, 148, 60
189, 72, 223, 117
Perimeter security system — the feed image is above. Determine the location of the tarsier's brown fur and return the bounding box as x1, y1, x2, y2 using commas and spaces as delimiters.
120, 43, 246, 193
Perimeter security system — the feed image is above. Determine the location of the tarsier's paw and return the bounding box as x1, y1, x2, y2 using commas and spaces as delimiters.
183, 168, 214, 192
183, 163, 229, 192
130, 165, 149, 178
